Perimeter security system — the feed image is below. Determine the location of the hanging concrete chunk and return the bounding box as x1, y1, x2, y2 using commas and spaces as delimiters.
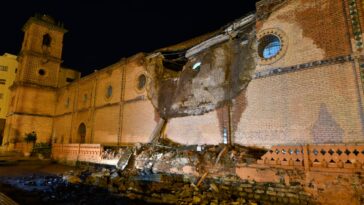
146, 15, 257, 118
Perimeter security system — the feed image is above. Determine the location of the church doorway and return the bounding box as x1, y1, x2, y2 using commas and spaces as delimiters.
78, 123, 86, 143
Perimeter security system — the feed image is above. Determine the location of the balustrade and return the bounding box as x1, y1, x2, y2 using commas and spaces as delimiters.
257, 144, 364, 171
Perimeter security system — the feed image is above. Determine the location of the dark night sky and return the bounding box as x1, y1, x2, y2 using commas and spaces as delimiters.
0, 1, 257, 76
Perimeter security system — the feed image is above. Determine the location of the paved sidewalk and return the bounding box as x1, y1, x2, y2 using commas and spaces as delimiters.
0, 150, 73, 177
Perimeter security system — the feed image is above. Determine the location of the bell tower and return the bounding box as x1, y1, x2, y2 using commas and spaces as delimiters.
3, 14, 68, 144
16, 14, 67, 87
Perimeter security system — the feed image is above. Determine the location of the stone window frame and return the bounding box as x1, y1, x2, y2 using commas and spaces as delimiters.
257, 28, 288, 65
134, 71, 148, 93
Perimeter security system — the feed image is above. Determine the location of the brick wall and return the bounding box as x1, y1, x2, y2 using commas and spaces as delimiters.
164, 0, 364, 147
93, 105, 119, 144
14, 86, 56, 115
51, 54, 157, 145
235, 62, 364, 146
94, 67, 122, 107
23, 23, 64, 59
123, 61, 147, 101
256, 0, 352, 72
55, 84, 77, 115
121, 100, 158, 144
5, 114, 53, 143
166, 110, 222, 145
57, 67, 80, 87
53, 115, 72, 143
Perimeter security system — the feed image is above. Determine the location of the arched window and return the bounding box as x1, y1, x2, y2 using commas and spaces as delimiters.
78, 123, 86, 143
42, 34, 51, 47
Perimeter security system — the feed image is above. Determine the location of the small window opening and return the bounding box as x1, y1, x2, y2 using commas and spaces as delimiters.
66, 77, 74, 83
106, 85, 113, 99
38, 69, 46, 76
42, 34, 51, 47
192, 62, 201, 71
137, 74, 146, 90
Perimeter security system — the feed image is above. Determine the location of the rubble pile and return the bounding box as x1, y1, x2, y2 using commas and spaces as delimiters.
101, 146, 134, 161
132, 138, 266, 177
59, 140, 315, 204
62, 167, 314, 205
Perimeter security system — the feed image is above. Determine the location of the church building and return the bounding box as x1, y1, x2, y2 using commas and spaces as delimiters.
3, 0, 364, 148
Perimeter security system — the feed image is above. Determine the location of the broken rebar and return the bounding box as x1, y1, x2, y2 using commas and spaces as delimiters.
215, 146, 228, 166
196, 146, 229, 187
196, 172, 208, 187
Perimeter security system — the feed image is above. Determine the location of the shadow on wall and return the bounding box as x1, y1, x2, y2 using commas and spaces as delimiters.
312, 103, 343, 144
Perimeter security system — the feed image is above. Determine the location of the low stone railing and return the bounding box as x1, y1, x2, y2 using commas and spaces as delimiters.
257, 144, 364, 172
52, 143, 102, 163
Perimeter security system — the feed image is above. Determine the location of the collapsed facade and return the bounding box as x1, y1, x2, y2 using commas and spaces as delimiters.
3, 0, 364, 148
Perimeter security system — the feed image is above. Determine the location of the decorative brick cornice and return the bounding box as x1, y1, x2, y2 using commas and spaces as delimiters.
254, 55, 354, 79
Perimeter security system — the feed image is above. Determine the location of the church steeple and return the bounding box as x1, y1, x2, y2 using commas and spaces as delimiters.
16, 14, 67, 88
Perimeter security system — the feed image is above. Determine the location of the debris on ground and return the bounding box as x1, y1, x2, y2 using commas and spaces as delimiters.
58, 139, 277, 204
132, 138, 266, 177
